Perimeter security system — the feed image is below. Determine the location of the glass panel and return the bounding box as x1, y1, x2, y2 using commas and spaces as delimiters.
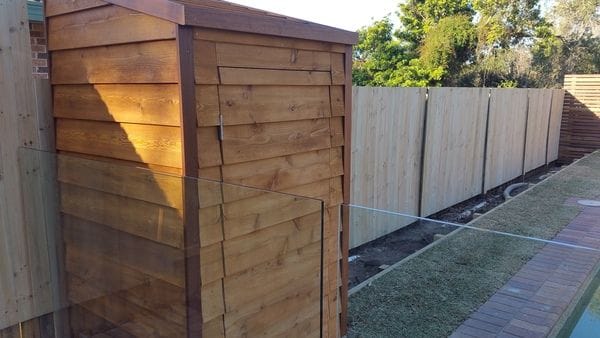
346, 205, 600, 338
1, 148, 323, 337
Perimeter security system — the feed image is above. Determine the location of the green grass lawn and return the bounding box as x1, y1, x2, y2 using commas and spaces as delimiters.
349, 152, 600, 337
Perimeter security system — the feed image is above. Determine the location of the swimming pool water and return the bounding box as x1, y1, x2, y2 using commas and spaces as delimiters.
569, 284, 600, 338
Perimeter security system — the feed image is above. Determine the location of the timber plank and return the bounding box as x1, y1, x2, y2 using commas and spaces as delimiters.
196, 85, 220, 126
331, 147, 343, 177
52, 40, 178, 84
60, 183, 183, 248
222, 190, 322, 239
547, 89, 565, 162
200, 243, 224, 285
215, 43, 330, 71
330, 86, 345, 116
72, 288, 186, 337
225, 284, 320, 338
560, 75, 599, 162
222, 211, 321, 275
221, 119, 331, 164
201, 279, 225, 322
62, 215, 185, 288
194, 28, 346, 53
198, 165, 222, 180
45, 0, 106, 17
57, 154, 183, 209
203, 316, 225, 338
120, 280, 186, 327
222, 241, 320, 323
484, 89, 528, 191
198, 179, 224, 208
283, 178, 331, 203
199, 205, 224, 247
48, 5, 176, 51
330, 53, 345, 85
53, 84, 181, 126
56, 119, 182, 168
221, 149, 332, 191
219, 68, 332, 86
197, 127, 223, 168
66, 246, 150, 304
219, 85, 331, 125
421, 88, 488, 216
330, 116, 344, 147
193, 40, 219, 84
524, 89, 553, 171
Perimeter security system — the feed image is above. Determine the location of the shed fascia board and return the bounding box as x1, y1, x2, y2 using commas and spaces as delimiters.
103, 0, 357, 44
183, 5, 358, 45
106, 0, 186, 24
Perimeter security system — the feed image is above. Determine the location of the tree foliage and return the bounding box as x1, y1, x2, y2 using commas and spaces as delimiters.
353, 0, 600, 87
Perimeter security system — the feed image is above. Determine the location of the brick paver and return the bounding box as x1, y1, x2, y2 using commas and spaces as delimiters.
451, 202, 600, 338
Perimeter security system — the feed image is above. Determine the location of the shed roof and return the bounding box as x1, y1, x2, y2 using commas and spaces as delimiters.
104, 0, 358, 45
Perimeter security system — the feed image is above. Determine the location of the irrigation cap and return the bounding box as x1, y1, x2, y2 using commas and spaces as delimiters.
577, 199, 600, 207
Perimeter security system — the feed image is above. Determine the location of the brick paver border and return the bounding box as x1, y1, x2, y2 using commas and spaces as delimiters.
451, 201, 600, 338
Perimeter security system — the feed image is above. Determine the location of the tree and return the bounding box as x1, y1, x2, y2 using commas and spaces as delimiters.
353, 17, 444, 86
398, 0, 473, 51
419, 14, 477, 85
352, 18, 406, 86
531, 0, 600, 87
351, 0, 600, 88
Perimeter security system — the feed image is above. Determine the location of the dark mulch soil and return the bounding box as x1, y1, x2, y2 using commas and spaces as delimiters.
348, 163, 563, 289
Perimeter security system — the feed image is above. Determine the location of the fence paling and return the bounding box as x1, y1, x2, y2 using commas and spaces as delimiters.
351, 86, 562, 248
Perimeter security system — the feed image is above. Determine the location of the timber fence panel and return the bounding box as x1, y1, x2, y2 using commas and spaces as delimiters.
350, 86, 557, 248
484, 89, 528, 192
350, 87, 426, 248
420, 87, 488, 217
547, 89, 565, 163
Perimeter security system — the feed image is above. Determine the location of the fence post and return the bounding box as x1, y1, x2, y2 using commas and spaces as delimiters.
417, 87, 430, 217
481, 88, 492, 194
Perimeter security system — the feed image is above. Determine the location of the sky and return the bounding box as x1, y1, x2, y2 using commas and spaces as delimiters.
227, 0, 401, 31
228, 0, 556, 32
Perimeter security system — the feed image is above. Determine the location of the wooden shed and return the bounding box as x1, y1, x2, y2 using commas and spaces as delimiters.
45, 0, 356, 337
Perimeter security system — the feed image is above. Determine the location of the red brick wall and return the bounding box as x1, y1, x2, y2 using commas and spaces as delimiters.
30, 21, 48, 79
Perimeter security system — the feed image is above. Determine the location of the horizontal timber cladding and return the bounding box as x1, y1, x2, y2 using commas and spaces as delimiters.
54, 84, 181, 126
194, 28, 347, 337
194, 28, 347, 53
47, 4, 193, 336
48, 5, 177, 51
221, 119, 332, 164
215, 85, 332, 125
56, 119, 182, 168
45, 0, 106, 17
559, 74, 600, 162
219, 68, 333, 86
51, 40, 179, 84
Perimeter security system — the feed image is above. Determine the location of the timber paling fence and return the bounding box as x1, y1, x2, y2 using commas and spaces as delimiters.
351, 86, 564, 248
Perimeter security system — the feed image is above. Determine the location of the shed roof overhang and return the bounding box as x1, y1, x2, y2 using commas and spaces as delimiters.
104, 0, 358, 45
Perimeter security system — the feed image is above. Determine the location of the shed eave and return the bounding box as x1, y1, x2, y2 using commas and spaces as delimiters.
103, 0, 357, 45
183, 6, 358, 45
104, 0, 186, 25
